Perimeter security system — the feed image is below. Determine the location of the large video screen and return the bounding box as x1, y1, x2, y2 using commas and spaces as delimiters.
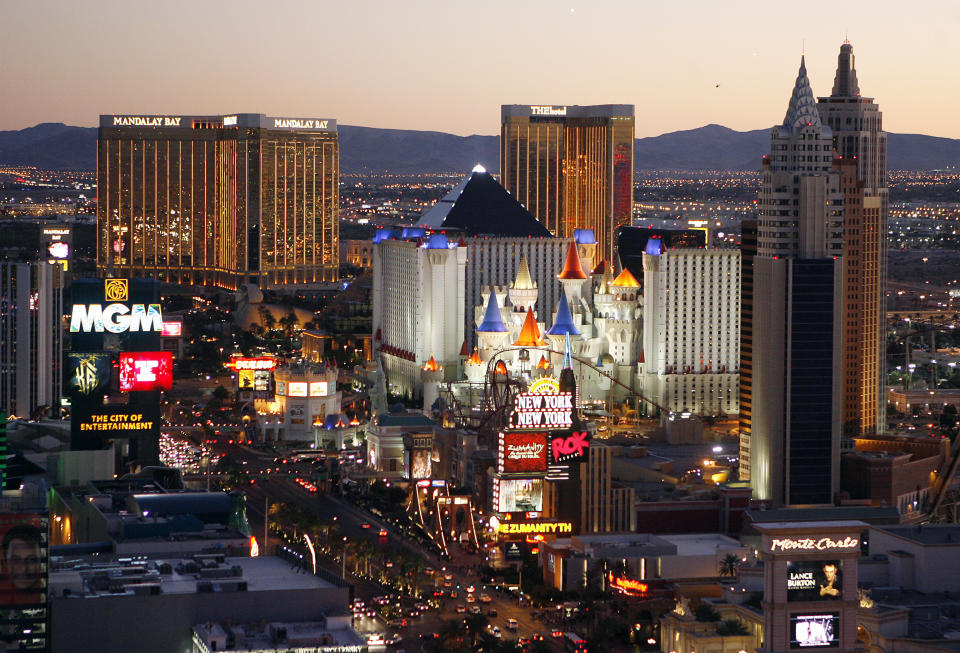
0, 513, 47, 607
65, 352, 112, 397
787, 560, 842, 602
497, 478, 543, 513
118, 351, 173, 391
498, 432, 547, 473
790, 613, 839, 649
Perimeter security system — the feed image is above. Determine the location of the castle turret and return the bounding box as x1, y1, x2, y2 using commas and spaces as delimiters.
546, 288, 581, 354
508, 254, 538, 316
421, 356, 443, 416
557, 240, 588, 309
476, 290, 509, 361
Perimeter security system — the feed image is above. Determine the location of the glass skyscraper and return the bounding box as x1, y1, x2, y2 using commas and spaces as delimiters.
500, 105, 634, 264
97, 114, 339, 289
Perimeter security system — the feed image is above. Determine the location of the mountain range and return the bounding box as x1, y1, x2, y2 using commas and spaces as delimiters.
1, 122, 959, 173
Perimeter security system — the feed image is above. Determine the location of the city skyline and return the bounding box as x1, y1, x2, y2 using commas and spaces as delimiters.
3, 0, 960, 138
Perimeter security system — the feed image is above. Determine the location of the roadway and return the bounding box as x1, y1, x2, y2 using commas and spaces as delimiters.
203, 440, 562, 652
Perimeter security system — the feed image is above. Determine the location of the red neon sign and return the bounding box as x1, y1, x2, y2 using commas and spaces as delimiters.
229, 357, 277, 371
161, 321, 182, 337
119, 351, 173, 391
609, 571, 648, 596
550, 431, 591, 464
498, 432, 547, 473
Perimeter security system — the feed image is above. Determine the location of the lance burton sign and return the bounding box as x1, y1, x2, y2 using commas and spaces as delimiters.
508, 392, 573, 429
550, 430, 591, 464
499, 432, 547, 473
769, 536, 859, 553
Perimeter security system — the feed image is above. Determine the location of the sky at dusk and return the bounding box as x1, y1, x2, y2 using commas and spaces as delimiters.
3, 0, 958, 138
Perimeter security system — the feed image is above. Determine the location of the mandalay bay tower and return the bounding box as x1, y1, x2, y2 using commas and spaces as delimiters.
500, 105, 635, 264
97, 114, 339, 290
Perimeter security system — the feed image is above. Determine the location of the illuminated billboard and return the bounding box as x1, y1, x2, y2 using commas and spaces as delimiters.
496, 478, 543, 513
309, 381, 329, 397
787, 560, 842, 602
74, 406, 159, 437
498, 432, 547, 473
411, 449, 431, 480
231, 357, 276, 371
507, 391, 573, 430
65, 352, 112, 397
119, 351, 173, 391
0, 513, 47, 607
549, 430, 591, 465
288, 382, 308, 397
161, 321, 182, 337
0, 512, 48, 651
790, 613, 839, 649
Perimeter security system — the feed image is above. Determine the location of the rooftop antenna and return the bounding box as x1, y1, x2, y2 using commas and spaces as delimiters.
802, 38, 805, 56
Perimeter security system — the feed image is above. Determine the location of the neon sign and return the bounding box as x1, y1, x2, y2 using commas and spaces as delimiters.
530, 106, 567, 116
119, 351, 173, 391
550, 430, 590, 464
498, 521, 572, 535
508, 392, 573, 429
112, 116, 182, 127
769, 536, 859, 553
231, 357, 276, 371
273, 118, 329, 129
608, 571, 648, 596
69, 303, 163, 333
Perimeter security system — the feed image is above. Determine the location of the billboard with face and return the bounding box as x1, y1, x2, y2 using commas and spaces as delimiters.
0, 513, 47, 607
787, 560, 842, 602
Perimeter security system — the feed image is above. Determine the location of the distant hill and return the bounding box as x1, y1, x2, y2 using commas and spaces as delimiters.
2, 122, 959, 173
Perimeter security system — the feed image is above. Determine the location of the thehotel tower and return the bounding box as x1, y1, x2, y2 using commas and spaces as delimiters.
748, 58, 845, 506
97, 114, 339, 290
500, 105, 635, 263
817, 41, 888, 437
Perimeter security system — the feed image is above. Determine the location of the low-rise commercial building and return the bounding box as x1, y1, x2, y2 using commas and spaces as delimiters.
50, 553, 353, 653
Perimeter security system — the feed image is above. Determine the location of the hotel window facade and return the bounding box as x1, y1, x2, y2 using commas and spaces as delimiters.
500, 106, 634, 264
97, 114, 339, 290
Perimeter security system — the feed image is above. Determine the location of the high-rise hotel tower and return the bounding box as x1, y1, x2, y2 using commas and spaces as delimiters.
97, 114, 339, 290
500, 105, 635, 263
817, 42, 888, 437
748, 58, 845, 506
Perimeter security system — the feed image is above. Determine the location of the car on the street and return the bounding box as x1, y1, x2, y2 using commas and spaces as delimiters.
455, 605, 466, 614
552, 631, 564, 638
469, 605, 481, 615
465, 595, 476, 604
379, 529, 388, 537
506, 619, 518, 631
479, 594, 492, 603
384, 635, 401, 646
490, 626, 501, 638
361, 523, 371, 529
486, 609, 497, 617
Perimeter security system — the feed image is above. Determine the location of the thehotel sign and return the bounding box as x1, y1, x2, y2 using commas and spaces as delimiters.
112, 116, 182, 127
530, 105, 567, 116
769, 536, 859, 553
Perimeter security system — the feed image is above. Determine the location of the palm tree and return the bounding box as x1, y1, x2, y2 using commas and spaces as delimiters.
719, 553, 741, 578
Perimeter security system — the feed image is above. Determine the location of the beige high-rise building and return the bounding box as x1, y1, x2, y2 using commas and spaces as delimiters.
97, 113, 339, 290
500, 105, 635, 264
817, 41, 888, 437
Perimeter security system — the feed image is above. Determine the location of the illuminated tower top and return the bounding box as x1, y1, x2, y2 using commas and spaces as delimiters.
831, 41, 860, 98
